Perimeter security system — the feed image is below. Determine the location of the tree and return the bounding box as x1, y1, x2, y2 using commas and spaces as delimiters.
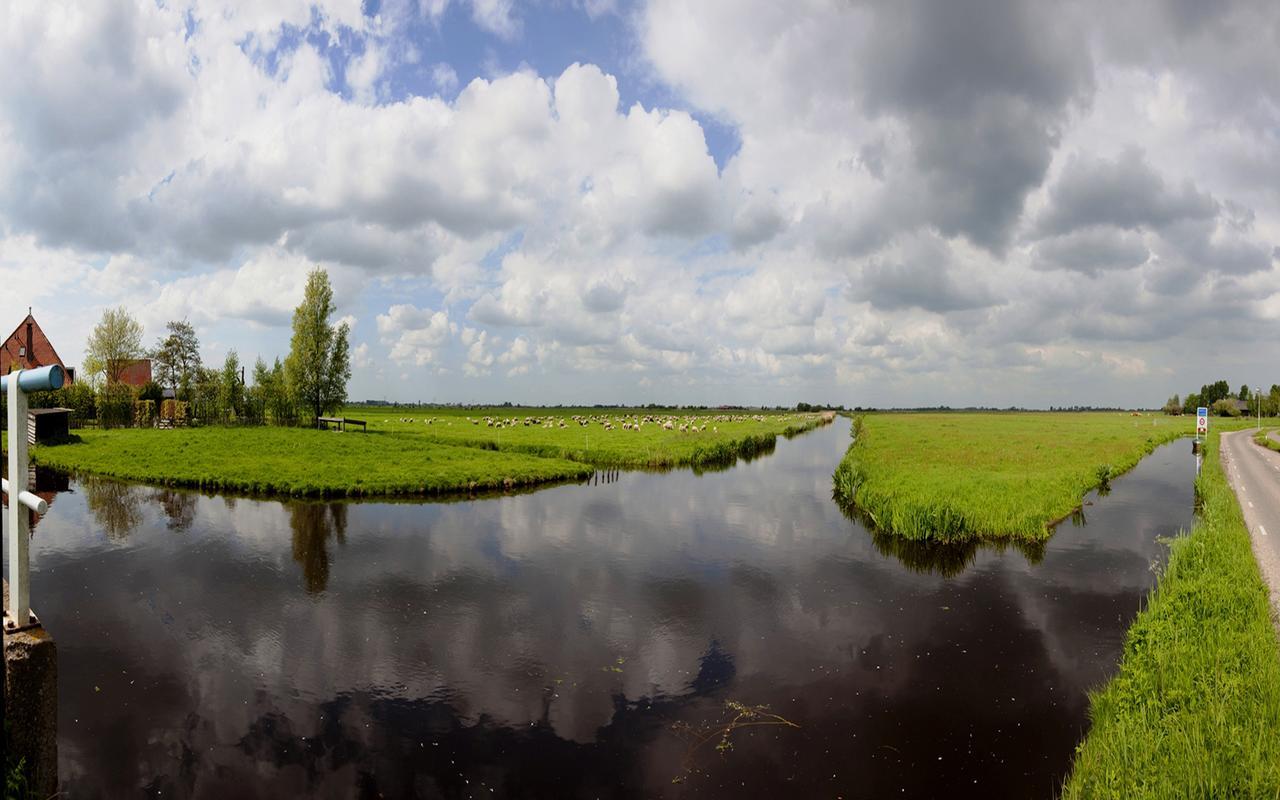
219, 350, 244, 421
152, 320, 201, 398
85, 307, 144, 386
284, 268, 351, 424
1239, 385, 1251, 403
1163, 394, 1182, 416
1183, 392, 1200, 413
1212, 397, 1241, 418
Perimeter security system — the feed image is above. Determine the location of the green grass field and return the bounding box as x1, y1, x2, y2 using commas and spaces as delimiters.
28, 407, 828, 498
832, 412, 1255, 542
346, 406, 828, 468
1062, 430, 1280, 797
29, 426, 594, 497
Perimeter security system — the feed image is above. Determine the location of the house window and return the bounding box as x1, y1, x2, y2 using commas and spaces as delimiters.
18, 346, 25, 356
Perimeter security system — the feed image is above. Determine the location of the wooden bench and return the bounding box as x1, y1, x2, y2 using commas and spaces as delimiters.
317, 416, 366, 432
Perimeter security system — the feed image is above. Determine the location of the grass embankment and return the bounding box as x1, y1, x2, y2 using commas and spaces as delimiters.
29, 427, 592, 498
1254, 428, 1280, 453
832, 412, 1200, 541
29, 408, 828, 498
348, 407, 828, 468
1063, 430, 1280, 797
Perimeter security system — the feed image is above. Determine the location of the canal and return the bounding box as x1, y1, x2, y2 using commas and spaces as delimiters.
14, 417, 1194, 797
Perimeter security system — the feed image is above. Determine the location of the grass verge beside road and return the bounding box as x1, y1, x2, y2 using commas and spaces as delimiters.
1062, 430, 1280, 797
1254, 428, 1280, 453
832, 412, 1198, 541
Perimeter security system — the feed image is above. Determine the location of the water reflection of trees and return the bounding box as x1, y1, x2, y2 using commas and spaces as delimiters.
82, 476, 145, 541
151, 489, 197, 532
289, 502, 348, 594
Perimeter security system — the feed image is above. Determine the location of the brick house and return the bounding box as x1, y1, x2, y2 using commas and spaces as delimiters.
108, 358, 153, 387
0, 310, 74, 382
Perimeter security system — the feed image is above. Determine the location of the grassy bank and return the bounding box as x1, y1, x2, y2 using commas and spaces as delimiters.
27, 408, 829, 498
1062, 430, 1280, 797
30, 427, 593, 498
832, 412, 1202, 541
1254, 428, 1280, 453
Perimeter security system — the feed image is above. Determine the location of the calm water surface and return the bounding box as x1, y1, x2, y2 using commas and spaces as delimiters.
12, 419, 1194, 798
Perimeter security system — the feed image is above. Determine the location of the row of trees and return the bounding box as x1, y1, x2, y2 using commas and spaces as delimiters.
1163, 381, 1280, 418
66, 268, 351, 427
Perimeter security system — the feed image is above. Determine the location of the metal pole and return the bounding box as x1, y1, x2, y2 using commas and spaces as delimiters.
7, 368, 30, 627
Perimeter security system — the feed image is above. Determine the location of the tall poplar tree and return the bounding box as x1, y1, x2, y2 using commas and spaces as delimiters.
284, 268, 351, 424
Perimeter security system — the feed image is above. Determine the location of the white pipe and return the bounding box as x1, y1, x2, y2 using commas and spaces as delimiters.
2, 477, 48, 515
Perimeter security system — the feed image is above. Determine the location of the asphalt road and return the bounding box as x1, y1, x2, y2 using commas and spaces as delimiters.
1220, 429, 1280, 617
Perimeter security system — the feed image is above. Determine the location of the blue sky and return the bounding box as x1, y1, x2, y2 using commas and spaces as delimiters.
1, 0, 1278, 407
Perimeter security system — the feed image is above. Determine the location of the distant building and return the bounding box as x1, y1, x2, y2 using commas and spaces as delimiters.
1235, 398, 1251, 415
0, 310, 74, 382
109, 358, 153, 387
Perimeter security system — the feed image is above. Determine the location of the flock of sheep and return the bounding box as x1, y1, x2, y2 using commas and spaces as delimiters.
391, 412, 804, 435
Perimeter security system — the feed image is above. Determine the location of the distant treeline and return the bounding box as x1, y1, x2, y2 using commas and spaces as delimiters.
1164, 380, 1280, 417
847, 406, 1149, 413
350, 400, 850, 412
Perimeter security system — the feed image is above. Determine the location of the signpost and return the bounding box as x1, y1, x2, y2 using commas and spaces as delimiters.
1196, 406, 1209, 442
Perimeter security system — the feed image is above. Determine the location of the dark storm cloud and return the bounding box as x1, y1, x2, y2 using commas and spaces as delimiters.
854, 234, 1001, 314
1032, 228, 1151, 275
861, 0, 1093, 252
1035, 149, 1217, 236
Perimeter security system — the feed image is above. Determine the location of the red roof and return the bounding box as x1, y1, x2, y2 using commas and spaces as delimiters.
0, 313, 70, 379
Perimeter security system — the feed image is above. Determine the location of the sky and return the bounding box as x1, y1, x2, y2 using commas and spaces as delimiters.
1, 0, 1278, 407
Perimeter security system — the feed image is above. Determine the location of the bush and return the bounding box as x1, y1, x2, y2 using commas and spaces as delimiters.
99, 384, 135, 429
133, 399, 155, 427
1212, 398, 1242, 418
138, 380, 164, 405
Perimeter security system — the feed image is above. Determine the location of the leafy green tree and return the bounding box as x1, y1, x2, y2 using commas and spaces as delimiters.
284, 268, 351, 424
1183, 392, 1200, 413
138, 380, 164, 405
85, 306, 144, 386
152, 320, 201, 399
191, 365, 221, 424
270, 358, 297, 425
1163, 394, 1182, 415
1239, 385, 1250, 403
1212, 397, 1241, 417
218, 350, 243, 421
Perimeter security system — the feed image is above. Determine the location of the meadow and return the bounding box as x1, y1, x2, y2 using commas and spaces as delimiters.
832, 412, 1253, 541
346, 406, 830, 467
29, 408, 829, 498
29, 426, 593, 497
1062, 429, 1280, 797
